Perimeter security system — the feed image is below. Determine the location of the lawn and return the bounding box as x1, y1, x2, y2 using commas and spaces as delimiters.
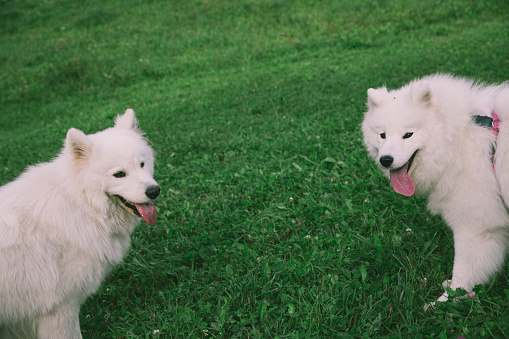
1, 0, 509, 337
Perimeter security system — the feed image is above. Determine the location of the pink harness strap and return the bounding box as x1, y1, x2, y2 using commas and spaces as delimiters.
491, 113, 500, 136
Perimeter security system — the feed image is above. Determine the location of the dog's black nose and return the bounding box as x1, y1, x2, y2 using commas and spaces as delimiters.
145, 185, 160, 199
379, 155, 394, 168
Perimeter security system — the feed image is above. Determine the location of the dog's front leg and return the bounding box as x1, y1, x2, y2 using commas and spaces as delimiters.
443, 227, 508, 301
37, 303, 82, 339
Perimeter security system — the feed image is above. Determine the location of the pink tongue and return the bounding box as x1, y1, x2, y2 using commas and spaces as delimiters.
135, 202, 157, 225
390, 163, 415, 196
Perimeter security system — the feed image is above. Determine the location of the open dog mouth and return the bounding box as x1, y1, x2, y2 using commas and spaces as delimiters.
406, 150, 418, 173
389, 150, 418, 197
115, 195, 157, 225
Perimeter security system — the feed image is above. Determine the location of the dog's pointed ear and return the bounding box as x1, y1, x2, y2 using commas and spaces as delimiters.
115, 109, 139, 130
367, 87, 388, 109
66, 128, 92, 166
411, 81, 433, 108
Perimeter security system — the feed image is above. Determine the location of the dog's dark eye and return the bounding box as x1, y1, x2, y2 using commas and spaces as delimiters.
403, 133, 413, 139
380, 133, 386, 139
140, 162, 145, 168
113, 171, 126, 178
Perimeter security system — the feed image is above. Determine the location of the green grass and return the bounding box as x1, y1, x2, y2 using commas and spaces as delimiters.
1, 0, 509, 337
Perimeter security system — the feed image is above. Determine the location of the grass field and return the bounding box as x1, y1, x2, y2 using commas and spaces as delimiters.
1, 0, 509, 337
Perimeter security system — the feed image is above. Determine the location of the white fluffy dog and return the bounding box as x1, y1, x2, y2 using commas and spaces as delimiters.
362, 74, 509, 304
0, 109, 160, 338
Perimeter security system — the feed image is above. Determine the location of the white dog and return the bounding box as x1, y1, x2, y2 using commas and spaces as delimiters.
362, 74, 509, 304
0, 109, 160, 338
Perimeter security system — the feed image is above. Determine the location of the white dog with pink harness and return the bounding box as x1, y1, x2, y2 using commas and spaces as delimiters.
362, 74, 509, 307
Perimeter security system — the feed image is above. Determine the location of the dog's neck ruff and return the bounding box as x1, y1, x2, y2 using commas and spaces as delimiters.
472, 112, 500, 165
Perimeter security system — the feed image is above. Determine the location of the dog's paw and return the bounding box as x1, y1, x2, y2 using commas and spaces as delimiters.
423, 282, 452, 311
423, 291, 450, 311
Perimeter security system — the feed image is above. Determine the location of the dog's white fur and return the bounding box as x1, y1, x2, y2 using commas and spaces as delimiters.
362, 74, 509, 303
0, 109, 159, 338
